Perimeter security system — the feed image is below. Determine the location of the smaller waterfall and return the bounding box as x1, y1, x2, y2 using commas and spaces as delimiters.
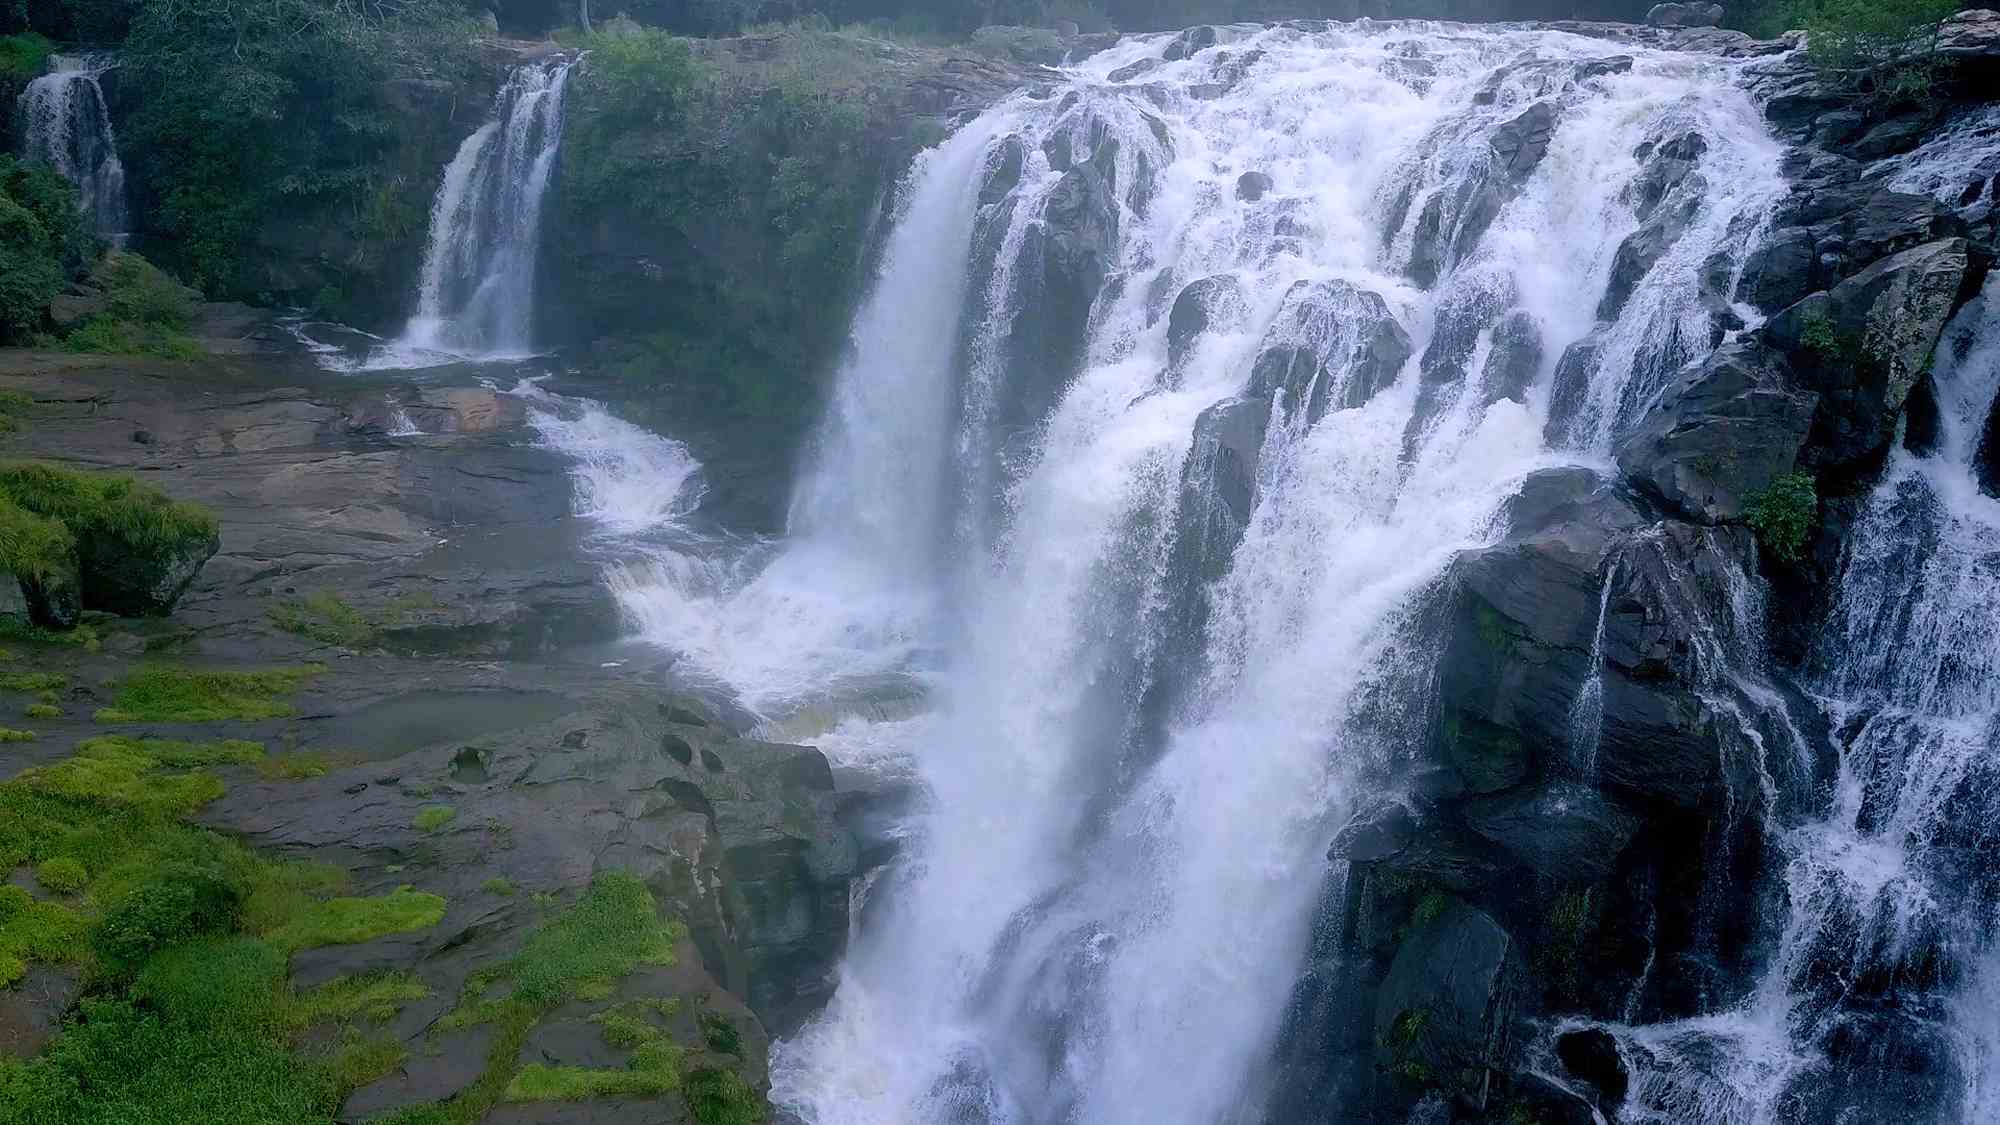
18, 53, 127, 238
395, 58, 577, 362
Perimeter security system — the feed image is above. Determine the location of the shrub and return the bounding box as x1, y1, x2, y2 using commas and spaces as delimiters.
261, 886, 446, 953
0, 157, 91, 338
1746, 472, 1820, 564
91, 863, 243, 977
22, 703, 57, 719
268, 591, 377, 647
0, 33, 52, 79
684, 1065, 765, 1125
34, 856, 84, 892
0, 726, 34, 742
63, 251, 202, 359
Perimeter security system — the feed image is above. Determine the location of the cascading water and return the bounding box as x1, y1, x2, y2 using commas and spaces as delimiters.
585, 21, 1786, 1125
18, 53, 127, 238
386, 58, 577, 364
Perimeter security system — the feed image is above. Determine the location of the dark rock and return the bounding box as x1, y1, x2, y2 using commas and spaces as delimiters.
1808, 109, 1865, 148
1161, 25, 1217, 62
1107, 57, 1161, 83
1737, 226, 1816, 312
1409, 101, 1559, 286
78, 523, 221, 619
1479, 311, 1542, 406
1181, 397, 1267, 548
18, 560, 81, 631
1373, 901, 1523, 1107
1166, 274, 1245, 375
1235, 170, 1274, 201
1614, 338, 1818, 523
979, 134, 1025, 206
0, 965, 78, 1059
1600, 177, 1705, 321
1850, 112, 1936, 160
342, 1023, 499, 1121
1743, 183, 1962, 313
1512, 1072, 1603, 1125
1977, 391, 2000, 498
1543, 334, 1607, 447
1935, 8, 2000, 62
1490, 101, 1560, 182
1464, 782, 1643, 884
1556, 1026, 1630, 1104
1332, 801, 1416, 864
1247, 279, 1411, 422
1768, 237, 1979, 470
1646, 2, 1724, 28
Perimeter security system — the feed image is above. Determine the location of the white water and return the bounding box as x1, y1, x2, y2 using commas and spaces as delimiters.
657, 23, 1779, 1125
335, 59, 576, 371
18, 53, 127, 238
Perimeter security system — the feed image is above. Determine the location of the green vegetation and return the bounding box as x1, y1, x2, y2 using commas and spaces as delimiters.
94, 664, 318, 722
256, 749, 361, 780
699, 1008, 743, 1055
36, 856, 85, 892
120, 0, 479, 297
1746, 472, 1820, 565
504, 1002, 682, 1100
0, 32, 53, 78
0, 726, 34, 742
0, 614, 97, 648
0, 669, 62, 692
0, 462, 219, 630
268, 591, 379, 647
0, 725, 445, 1125
0, 156, 92, 339
12, 735, 263, 815
413, 805, 458, 833
560, 26, 884, 436
686, 1065, 766, 1125
482, 876, 518, 896
264, 886, 446, 953
1733, 0, 1961, 101
23, 703, 58, 719
62, 252, 201, 359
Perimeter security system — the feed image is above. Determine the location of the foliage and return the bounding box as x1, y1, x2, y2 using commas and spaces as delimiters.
0, 882, 89, 985
0, 461, 217, 578
22, 702, 58, 718
0, 157, 92, 339
481, 876, 518, 896
64, 251, 202, 358
286, 972, 429, 1028
120, 0, 479, 295
94, 664, 318, 722
0, 32, 51, 78
559, 25, 881, 432
11, 735, 262, 815
256, 749, 361, 780
685, 1065, 766, 1125
35, 856, 86, 892
1746, 472, 1819, 565
0, 726, 34, 742
92, 863, 244, 977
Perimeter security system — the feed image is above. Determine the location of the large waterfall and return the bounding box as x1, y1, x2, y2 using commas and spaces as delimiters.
590, 19, 1786, 1123
18, 53, 128, 238
393, 58, 576, 363
511, 18, 2000, 1125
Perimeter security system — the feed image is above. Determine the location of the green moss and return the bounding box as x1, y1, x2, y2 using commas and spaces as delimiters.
685, 1065, 765, 1125
61, 253, 202, 360
34, 857, 85, 893
0, 671, 63, 693
0, 883, 89, 983
95, 664, 319, 722
0, 727, 34, 742
0, 616, 98, 649
256, 749, 361, 780
22, 704, 57, 719
412, 805, 458, 833
1410, 891, 1453, 930
699, 1008, 742, 1056
286, 972, 429, 1029
481, 877, 518, 897
268, 592, 379, 647
64, 315, 203, 360
263, 886, 446, 953
1746, 472, 1819, 565
13, 737, 230, 816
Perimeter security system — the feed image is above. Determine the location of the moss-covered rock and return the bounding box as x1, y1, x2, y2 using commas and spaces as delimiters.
0, 462, 219, 627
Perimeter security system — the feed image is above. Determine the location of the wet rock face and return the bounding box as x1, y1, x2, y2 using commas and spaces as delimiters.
1408, 101, 1561, 288
1372, 901, 1524, 1112
1247, 279, 1411, 423
1769, 237, 1980, 471
1615, 338, 1818, 523
1645, 1, 1723, 28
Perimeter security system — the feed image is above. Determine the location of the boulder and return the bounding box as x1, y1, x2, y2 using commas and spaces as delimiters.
1556, 1026, 1630, 1105
1374, 901, 1524, 1108
1166, 274, 1246, 375
1409, 101, 1559, 287
1614, 338, 1818, 523
1162, 25, 1218, 62
1646, 2, 1724, 28
1463, 782, 1643, 884
1768, 237, 1980, 469
979, 134, 1026, 206
1478, 311, 1542, 406
1107, 57, 1161, 83
1600, 177, 1706, 321
1236, 170, 1275, 201
79, 523, 223, 618
1247, 279, 1411, 422
1739, 182, 1962, 313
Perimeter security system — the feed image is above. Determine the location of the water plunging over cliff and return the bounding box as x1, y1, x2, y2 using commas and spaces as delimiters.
388, 58, 577, 364
589, 22, 1781, 1124
18, 53, 127, 238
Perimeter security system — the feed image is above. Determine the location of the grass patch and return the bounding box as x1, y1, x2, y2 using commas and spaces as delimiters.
0, 460, 216, 578
35, 856, 85, 893
263, 886, 446, 954
0, 883, 89, 986
0, 615, 98, 649
412, 805, 457, 833
0, 670, 63, 693
481, 877, 517, 897
267, 592, 378, 648
0, 726, 33, 742
22, 703, 58, 719
0, 32, 52, 80
94, 664, 319, 722
286, 972, 429, 1029
502, 998, 686, 1101
10, 735, 263, 815
685, 1065, 766, 1125
62, 253, 202, 361
256, 749, 360, 780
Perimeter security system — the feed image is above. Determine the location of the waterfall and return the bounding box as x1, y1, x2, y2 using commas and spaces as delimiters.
656, 22, 1783, 1124
393, 58, 577, 363
18, 53, 127, 238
